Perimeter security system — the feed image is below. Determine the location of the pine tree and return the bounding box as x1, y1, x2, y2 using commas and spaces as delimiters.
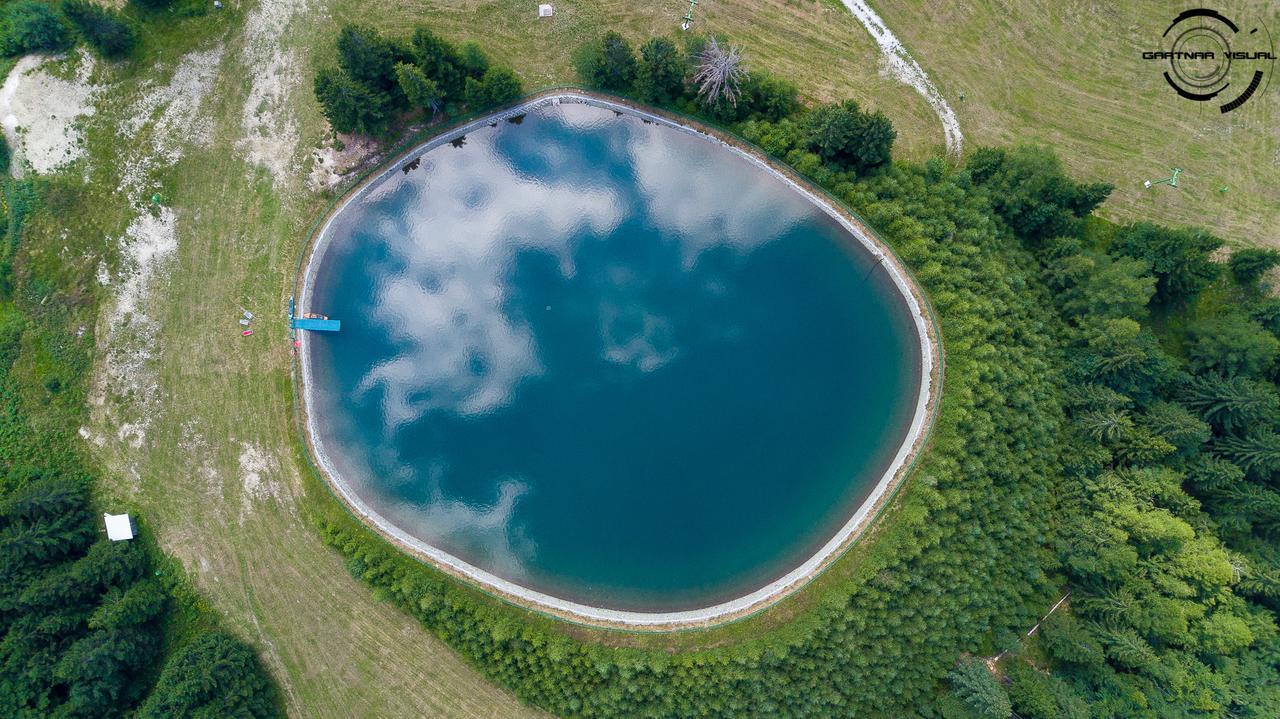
396, 63, 442, 115
1216, 432, 1280, 480
948, 657, 1012, 718
1180, 374, 1280, 434
634, 37, 684, 104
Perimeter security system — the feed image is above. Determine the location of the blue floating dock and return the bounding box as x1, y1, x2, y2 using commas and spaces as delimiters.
288, 297, 341, 332
291, 317, 341, 332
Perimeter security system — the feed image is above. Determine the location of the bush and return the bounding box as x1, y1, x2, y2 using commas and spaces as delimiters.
458, 40, 489, 79
1, 1, 70, 56
948, 657, 1013, 719
1186, 313, 1280, 378
64, 0, 138, 58
337, 24, 406, 98
743, 72, 798, 122
1111, 222, 1221, 305
967, 146, 1112, 243
410, 26, 465, 99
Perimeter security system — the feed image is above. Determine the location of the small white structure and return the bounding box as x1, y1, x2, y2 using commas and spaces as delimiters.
538, 4, 554, 17
103, 513, 134, 542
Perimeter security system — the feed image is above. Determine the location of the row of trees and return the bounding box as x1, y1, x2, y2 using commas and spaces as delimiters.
313, 28, 896, 176
574, 32, 796, 123
314, 25, 523, 137
572, 31, 896, 172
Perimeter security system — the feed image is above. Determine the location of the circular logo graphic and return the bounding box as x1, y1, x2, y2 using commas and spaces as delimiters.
1143, 8, 1275, 113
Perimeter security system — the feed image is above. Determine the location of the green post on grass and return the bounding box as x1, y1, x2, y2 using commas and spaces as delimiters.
681, 0, 697, 29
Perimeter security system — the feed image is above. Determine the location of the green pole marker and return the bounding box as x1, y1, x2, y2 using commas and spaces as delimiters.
681, 0, 697, 30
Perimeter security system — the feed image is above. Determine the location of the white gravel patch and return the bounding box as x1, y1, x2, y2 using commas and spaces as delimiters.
92, 209, 179, 450
841, 0, 963, 156
120, 45, 225, 191
89, 46, 226, 449
0, 50, 99, 175
238, 0, 306, 189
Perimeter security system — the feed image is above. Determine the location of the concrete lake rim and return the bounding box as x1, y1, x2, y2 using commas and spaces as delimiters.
293, 90, 943, 630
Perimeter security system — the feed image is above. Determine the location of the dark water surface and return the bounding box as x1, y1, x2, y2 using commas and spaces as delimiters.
305, 102, 921, 612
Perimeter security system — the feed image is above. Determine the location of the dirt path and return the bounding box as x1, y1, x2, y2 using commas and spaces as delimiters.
840, 0, 963, 156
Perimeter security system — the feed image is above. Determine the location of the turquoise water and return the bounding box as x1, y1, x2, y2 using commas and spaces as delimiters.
304, 101, 921, 612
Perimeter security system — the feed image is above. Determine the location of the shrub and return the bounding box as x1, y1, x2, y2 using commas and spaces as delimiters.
1, 1, 71, 56
410, 26, 465, 99
1111, 222, 1221, 305
337, 24, 406, 98
967, 146, 1112, 243
458, 40, 488, 79
63, 0, 138, 58
948, 657, 1013, 719
1186, 313, 1280, 378
743, 72, 798, 122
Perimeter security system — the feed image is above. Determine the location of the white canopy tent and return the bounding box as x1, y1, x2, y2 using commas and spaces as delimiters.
103, 513, 134, 541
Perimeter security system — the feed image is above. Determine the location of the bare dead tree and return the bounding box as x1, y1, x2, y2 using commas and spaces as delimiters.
693, 37, 747, 107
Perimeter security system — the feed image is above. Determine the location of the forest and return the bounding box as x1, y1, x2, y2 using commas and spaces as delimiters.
309, 26, 1280, 718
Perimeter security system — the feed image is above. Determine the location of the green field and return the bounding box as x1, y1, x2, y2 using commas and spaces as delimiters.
872, 0, 1280, 245
9, 0, 1276, 716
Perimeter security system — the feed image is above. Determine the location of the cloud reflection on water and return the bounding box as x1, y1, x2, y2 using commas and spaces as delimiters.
329, 102, 820, 586
354, 130, 625, 428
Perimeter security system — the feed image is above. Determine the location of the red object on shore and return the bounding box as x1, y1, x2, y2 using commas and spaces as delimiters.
242, 330, 253, 337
